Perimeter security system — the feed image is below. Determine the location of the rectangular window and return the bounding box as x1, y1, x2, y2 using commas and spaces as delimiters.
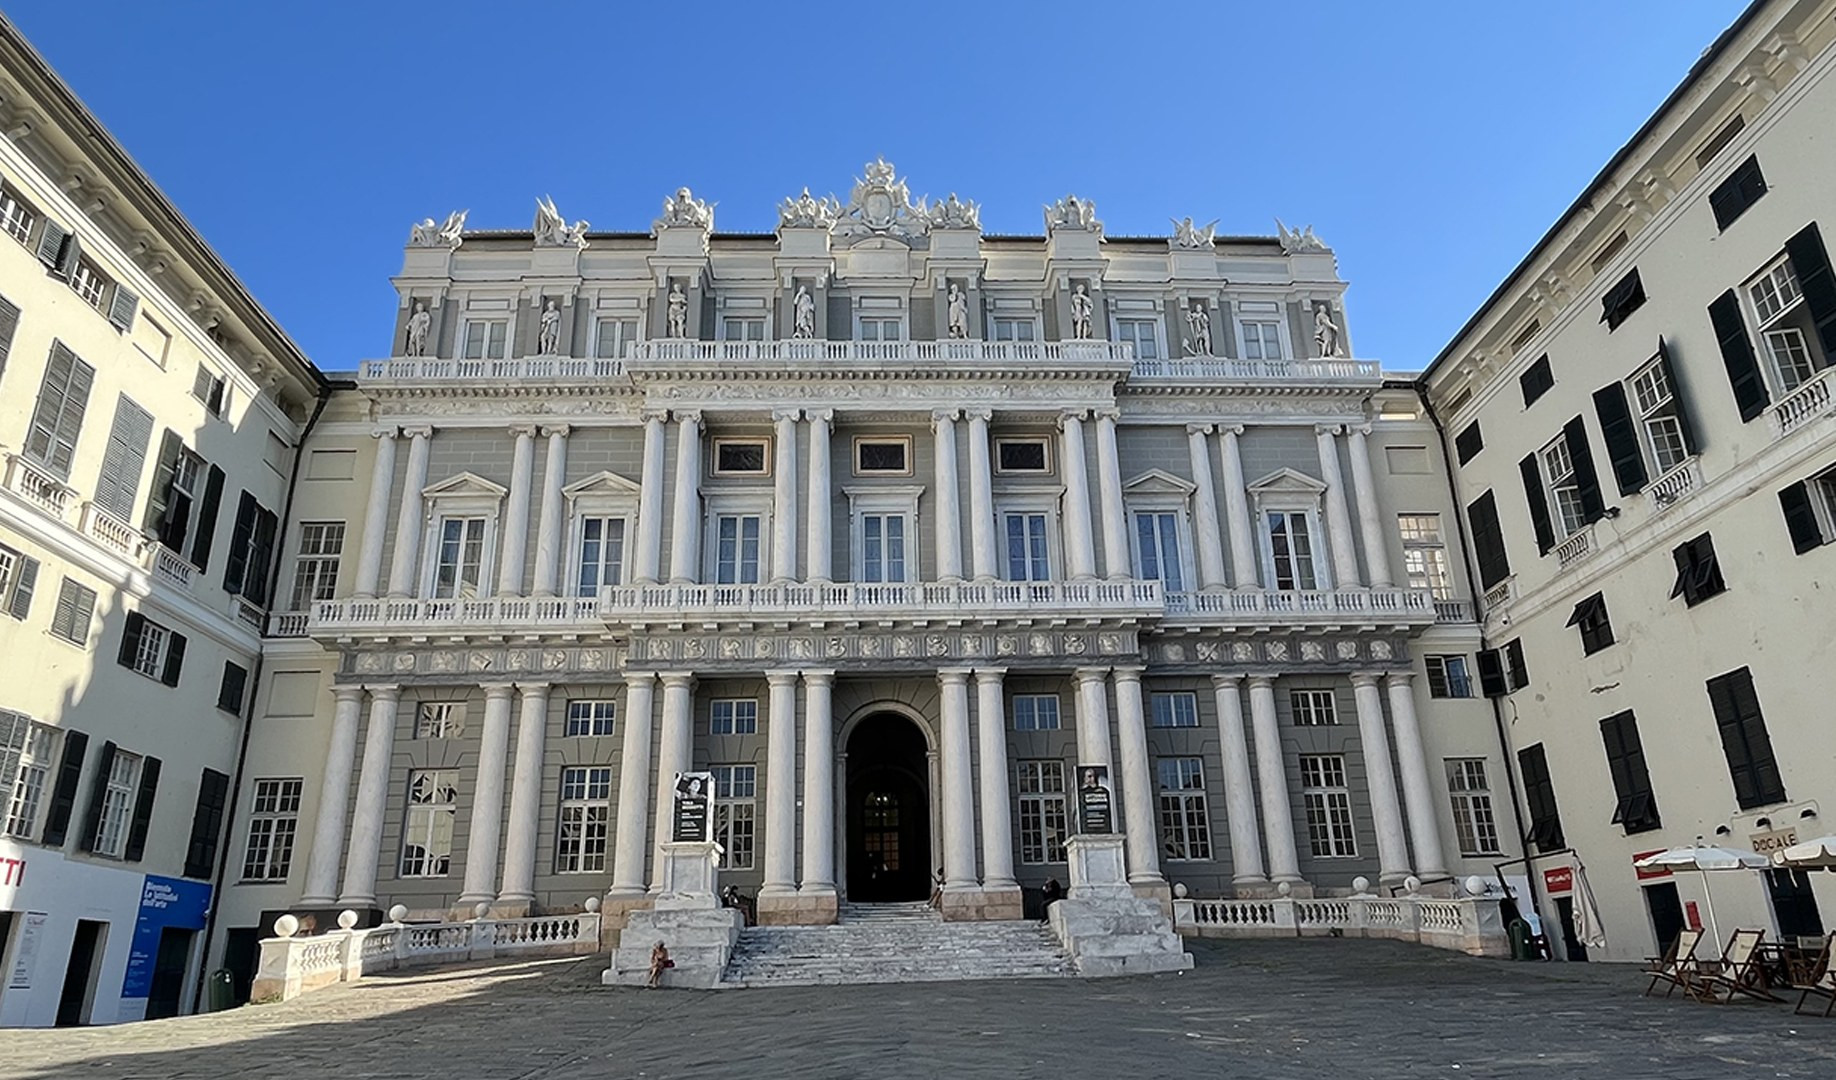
1011, 694, 1061, 731
1695, 113, 1746, 169
1133, 511, 1185, 592
0, 185, 36, 244
240, 778, 302, 881
1541, 436, 1585, 538
70, 258, 107, 310
1566, 592, 1614, 655
594, 317, 639, 360
289, 522, 345, 610
0, 544, 37, 621
432, 517, 487, 599
1241, 320, 1284, 361
711, 765, 757, 871
995, 438, 1051, 474
854, 437, 910, 476
1397, 513, 1452, 599
857, 316, 903, 342
1266, 510, 1318, 590
721, 316, 766, 342
3, 719, 58, 840
1669, 533, 1726, 607
1709, 155, 1767, 231
1600, 710, 1661, 834
1300, 755, 1357, 857
1016, 760, 1068, 864
415, 702, 461, 739
555, 766, 612, 873
575, 516, 626, 596
1115, 317, 1160, 360
94, 750, 142, 858
1601, 267, 1646, 330
117, 612, 184, 686
191, 366, 227, 418
400, 769, 458, 877
1519, 354, 1554, 406
1424, 655, 1473, 699
1706, 667, 1786, 810
1003, 512, 1051, 581
1629, 356, 1691, 476
990, 317, 1036, 342
133, 620, 168, 679
1289, 689, 1338, 726
25, 342, 96, 480
565, 700, 616, 738
1445, 759, 1502, 856
710, 699, 759, 736
1504, 638, 1529, 691
461, 319, 508, 361
1518, 744, 1564, 851
860, 513, 908, 583
712, 438, 770, 476
714, 514, 762, 584
217, 662, 248, 714
1149, 692, 1199, 729
1455, 420, 1483, 465
1156, 758, 1211, 860
1466, 490, 1510, 589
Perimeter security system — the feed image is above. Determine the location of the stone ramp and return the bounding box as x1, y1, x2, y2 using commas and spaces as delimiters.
720, 901, 1073, 988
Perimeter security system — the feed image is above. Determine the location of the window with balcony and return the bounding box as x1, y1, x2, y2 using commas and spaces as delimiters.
1156, 758, 1211, 860
1003, 512, 1051, 581
289, 522, 344, 611
1264, 510, 1320, 590
25, 342, 95, 480
461, 318, 508, 361
1445, 759, 1502, 856
1238, 301, 1287, 361
1114, 317, 1161, 360
1748, 252, 1833, 396
1132, 510, 1187, 592
555, 766, 612, 873
574, 516, 626, 596
593, 316, 639, 359
860, 513, 908, 583
431, 517, 487, 599
3, 716, 58, 840
1541, 438, 1584, 538
856, 314, 904, 341
1521, 418, 1605, 554
1012, 694, 1061, 731
400, 769, 458, 877
1397, 513, 1452, 599
720, 316, 766, 342
1300, 755, 1356, 857
711, 764, 756, 870
1016, 761, 1068, 864
713, 514, 763, 584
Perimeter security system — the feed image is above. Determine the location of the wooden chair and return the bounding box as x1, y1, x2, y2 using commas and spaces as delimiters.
1690, 928, 1783, 1004
1643, 928, 1703, 998
1794, 932, 1836, 1017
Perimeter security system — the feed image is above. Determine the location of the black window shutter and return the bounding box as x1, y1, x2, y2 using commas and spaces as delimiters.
222, 491, 257, 596
1670, 542, 1696, 600
1477, 648, 1507, 697
1518, 454, 1556, 555
0, 293, 20, 378
122, 756, 161, 862
217, 661, 248, 713
1592, 381, 1648, 495
1519, 355, 1555, 407
78, 740, 117, 853
1467, 491, 1511, 588
1783, 222, 1836, 360
1656, 337, 1700, 454
1504, 639, 1529, 690
190, 465, 225, 572
39, 729, 88, 847
1709, 289, 1770, 421
116, 611, 145, 669
246, 507, 279, 607
1455, 421, 1484, 465
1602, 269, 1646, 330
183, 768, 230, 879
160, 632, 187, 688
34, 219, 68, 268
1564, 416, 1606, 523
143, 429, 182, 534
7, 555, 37, 620
107, 284, 139, 332
1709, 155, 1767, 231
1779, 482, 1826, 553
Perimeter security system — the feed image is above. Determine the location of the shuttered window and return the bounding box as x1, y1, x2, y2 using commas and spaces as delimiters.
1711, 288, 1770, 422
1518, 744, 1564, 851
1454, 420, 1483, 465
223, 492, 279, 606
1565, 592, 1615, 654
0, 292, 19, 379
1778, 468, 1836, 553
93, 395, 153, 522
1706, 667, 1786, 810
1504, 638, 1529, 691
1601, 268, 1647, 330
1466, 490, 1510, 589
1669, 533, 1726, 607
1783, 223, 1836, 362
49, 577, 97, 645
1708, 155, 1767, 231
182, 768, 230, 879
1519, 354, 1554, 406
1600, 711, 1661, 833
24, 342, 95, 479
0, 544, 39, 621
38, 728, 88, 848
217, 662, 248, 714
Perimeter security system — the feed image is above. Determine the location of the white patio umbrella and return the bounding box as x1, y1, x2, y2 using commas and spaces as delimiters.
1571, 863, 1609, 951
1772, 835, 1836, 870
1634, 841, 1770, 946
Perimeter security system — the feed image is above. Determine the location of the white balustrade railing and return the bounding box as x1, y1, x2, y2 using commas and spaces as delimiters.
632, 338, 1133, 366
602, 578, 1165, 621
271, 611, 311, 637
1646, 458, 1700, 511
1554, 528, 1592, 568
359, 356, 626, 383
3, 453, 75, 519
150, 545, 194, 590
234, 597, 266, 630
309, 594, 603, 634
1174, 893, 1506, 957
1481, 577, 1513, 611
1162, 586, 1434, 622
78, 501, 144, 557
1130, 357, 1381, 382
1772, 367, 1834, 438
1432, 599, 1471, 623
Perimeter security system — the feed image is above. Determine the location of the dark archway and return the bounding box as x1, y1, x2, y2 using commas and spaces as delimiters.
845, 712, 932, 903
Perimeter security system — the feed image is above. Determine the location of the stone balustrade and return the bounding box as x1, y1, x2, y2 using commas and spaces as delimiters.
309, 594, 603, 635
1162, 586, 1436, 628
631, 338, 1133, 367
359, 356, 626, 384
602, 578, 1166, 625
78, 500, 145, 557
1172, 892, 1507, 957
2, 452, 75, 519
1129, 356, 1381, 384
1770, 366, 1834, 438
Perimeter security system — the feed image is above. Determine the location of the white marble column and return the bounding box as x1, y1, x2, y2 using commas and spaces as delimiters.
352, 429, 397, 599
805, 410, 833, 583
1346, 425, 1395, 588
1315, 425, 1363, 589
933, 411, 964, 581
1247, 676, 1303, 884
800, 670, 837, 894
1060, 411, 1097, 580
1210, 675, 1266, 886
337, 685, 400, 907
1111, 666, 1164, 885
761, 671, 801, 897
1187, 424, 1228, 590
497, 683, 550, 904
608, 673, 656, 897
938, 669, 978, 893
458, 684, 516, 906
650, 672, 697, 889
973, 667, 1016, 889
530, 425, 570, 596
300, 686, 365, 903
1094, 410, 1130, 580
1386, 673, 1448, 878
771, 410, 800, 585
965, 408, 997, 580
633, 411, 668, 585
385, 428, 432, 598
1219, 425, 1260, 588
1351, 673, 1412, 884
495, 426, 537, 597
1073, 667, 1114, 773
668, 413, 702, 584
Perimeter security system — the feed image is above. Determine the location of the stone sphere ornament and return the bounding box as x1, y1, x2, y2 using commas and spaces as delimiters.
1276, 881, 1292, 898
1172, 883, 1189, 900
336, 909, 359, 931
1404, 875, 1422, 894
584, 896, 602, 913
1351, 876, 1371, 895
388, 904, 409, 923
472, 902, 492, 920
273, 914, 300, 938
1464, 875, 1488, 897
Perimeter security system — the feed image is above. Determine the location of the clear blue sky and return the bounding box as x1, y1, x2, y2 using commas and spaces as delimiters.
10, 0, 1748, 371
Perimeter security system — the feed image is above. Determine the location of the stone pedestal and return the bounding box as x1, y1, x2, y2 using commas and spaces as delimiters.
940, 885, 1024, 922
755, 890, 838, 926
597, 894, 657, 950
603, 842, 742, 989
1049, 835, 1193, 977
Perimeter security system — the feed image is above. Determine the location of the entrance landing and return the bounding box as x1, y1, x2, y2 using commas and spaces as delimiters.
720, 902, 1071, 988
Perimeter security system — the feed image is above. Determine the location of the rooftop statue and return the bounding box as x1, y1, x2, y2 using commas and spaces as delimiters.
928, 192, 982, 231
1045, 194, 1102, 235
654, 187, 714, 234
1171, 216, 1218, 250
534, 196, 590, 249
834, 158, 932, 241
408, 209, 467, 249
777, 187, 842, 231
1275, 218, 1329, 255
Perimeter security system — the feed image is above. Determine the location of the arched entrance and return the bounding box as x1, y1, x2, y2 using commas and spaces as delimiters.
844, 712, 933, 903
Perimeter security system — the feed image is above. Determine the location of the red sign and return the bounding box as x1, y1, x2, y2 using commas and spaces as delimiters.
1685, 901, 1702, 931
1633, 849, 1673, 881
0, 854, 22, 887
1543, 866, 1574, 895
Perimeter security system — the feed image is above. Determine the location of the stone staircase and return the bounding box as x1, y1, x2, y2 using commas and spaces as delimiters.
720, 901, 1074, 988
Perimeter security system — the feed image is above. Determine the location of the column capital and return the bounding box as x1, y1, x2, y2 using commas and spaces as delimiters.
480, 682, 518, 698
771, 408, 802, 424
971, 666, 1008, 680
1314, 423, 1343, 438
621, 670, 657, 687
936, 668, 973, 685
508, 424, 539, 440
1092, 407, 1122, 423
931, 408, 961, 426
1185, 422, 1216, 436
1109, 664, 1146, 683
1220, 423, 1246, 438
400, 425, 434, 440
333, 685, 367, 703
370, 426, 400, 441
1383, 671, 1415, 688
513, 681, 551, 696
1209, 672, 1245, 688
658, 671, 697, 690
805, 407, 834, 425
800, 668, 837, 686
1057, 409, 1089, 428
641, 409, 670, 425
962, 407, 993, 424
1349, 671, 1384, 689
1348, 423, 1373, 439
764, 669, 802, 687
540, 424, 572, 439
1245, 674, 1277, 690
1073, 666, 1112, 685
361, 683, 401, 699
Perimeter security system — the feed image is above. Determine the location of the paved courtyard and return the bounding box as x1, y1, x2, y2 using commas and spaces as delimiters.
4, 939, 1832, 1079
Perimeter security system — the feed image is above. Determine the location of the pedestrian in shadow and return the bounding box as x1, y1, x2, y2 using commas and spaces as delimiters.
1041, 877, 1065, 925
646, 941, 672, 989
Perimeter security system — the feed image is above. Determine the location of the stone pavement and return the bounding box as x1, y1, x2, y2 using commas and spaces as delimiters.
5, 938, 1833, 1079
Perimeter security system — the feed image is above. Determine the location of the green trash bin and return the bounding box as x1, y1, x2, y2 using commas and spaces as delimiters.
207, 969, 235, 1012
1507, 918, 1533, 961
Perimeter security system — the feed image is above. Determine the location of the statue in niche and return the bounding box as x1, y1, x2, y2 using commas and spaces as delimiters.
1185, 301, 1211, 356
404, 301, 431, 357
947, 284, 969, 339
1314, 303, 1344, 358
538, 299, 562, 355
534, 196, 589, 249
792, 285, 816, 339
1171, 216, 1218, 249
1069, 283, 1094, 340
666, 283, 689, 339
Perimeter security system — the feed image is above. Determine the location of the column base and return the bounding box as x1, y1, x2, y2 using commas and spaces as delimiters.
334, 894, 377, 910
939, 885, 1023, 922
756, 889, 838, 926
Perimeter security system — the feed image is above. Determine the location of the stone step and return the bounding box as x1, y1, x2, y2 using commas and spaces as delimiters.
721, 912, 1072, 988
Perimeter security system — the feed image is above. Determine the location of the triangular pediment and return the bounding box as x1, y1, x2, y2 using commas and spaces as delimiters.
422, 471, 507, 499
1123, 469, 1196, 496
562, 470, 643, 499
1246, 467, 1327, 495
